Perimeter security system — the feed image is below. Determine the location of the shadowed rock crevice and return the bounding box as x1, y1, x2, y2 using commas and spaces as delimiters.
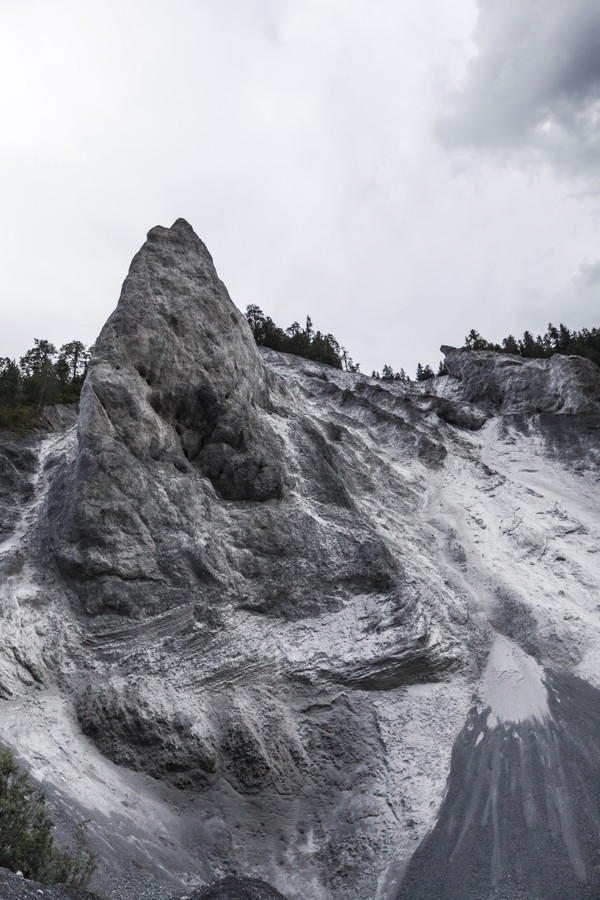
0, 441, 38, 540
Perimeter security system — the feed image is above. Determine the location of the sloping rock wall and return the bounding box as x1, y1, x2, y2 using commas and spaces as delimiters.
1, 221, 599, 900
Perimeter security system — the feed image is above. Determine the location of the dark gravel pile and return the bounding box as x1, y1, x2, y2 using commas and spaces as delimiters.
0, 868, 97, 900
187, 877, 286, 899
0, 870, 288, 900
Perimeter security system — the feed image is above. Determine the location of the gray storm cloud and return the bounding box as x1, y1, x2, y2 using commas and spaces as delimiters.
438, 0, 600, 180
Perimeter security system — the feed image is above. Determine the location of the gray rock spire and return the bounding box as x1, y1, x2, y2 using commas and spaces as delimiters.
49, 219, 285, 615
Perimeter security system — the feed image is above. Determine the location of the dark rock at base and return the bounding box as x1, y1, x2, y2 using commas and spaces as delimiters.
397, 670, 600, 900
0, 438, 37, 540
433, 397, 489, 431
190, 876, 287, 899
0, 867, 97, 900
74, 679, 218, 791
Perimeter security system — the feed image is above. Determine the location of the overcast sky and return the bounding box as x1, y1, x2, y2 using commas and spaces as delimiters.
2, 0, 600, 377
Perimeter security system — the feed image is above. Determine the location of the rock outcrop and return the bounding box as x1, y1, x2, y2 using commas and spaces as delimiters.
192, 877, 287, 899
49, 219, 286, 615
1, 221, 600, 900
0, 867, 96, 900
48, 219, 434, 622
441, 344, 600, 414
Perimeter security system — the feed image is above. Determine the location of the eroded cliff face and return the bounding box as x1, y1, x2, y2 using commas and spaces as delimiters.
441, 343, 600, 415
1, 221, 599, 900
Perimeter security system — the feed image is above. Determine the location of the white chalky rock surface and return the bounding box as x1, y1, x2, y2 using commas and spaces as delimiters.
1, 221, 599, 900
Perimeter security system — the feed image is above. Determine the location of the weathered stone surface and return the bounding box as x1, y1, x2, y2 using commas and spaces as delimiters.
441, 345, 600, 414
75, 678, 218, 791
89, 219, 284, 502
48, 219, 289, 615
3, 223, 600, 900
47, 220, 421, 620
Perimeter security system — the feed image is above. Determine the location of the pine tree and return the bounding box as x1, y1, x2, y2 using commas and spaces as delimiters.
416, 363, 435, 381
0, 747, 96, 889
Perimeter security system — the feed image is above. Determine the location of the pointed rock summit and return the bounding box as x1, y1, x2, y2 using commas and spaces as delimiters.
50, 219, 286, 614
88, 218, 284, 499
49, 220, 408, 621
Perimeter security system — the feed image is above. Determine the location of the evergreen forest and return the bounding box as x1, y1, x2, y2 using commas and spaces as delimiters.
461, 323, 600, 364
244, 305, 360, 371
412, 323, 600, 382
0, 339, 91, 429
0, 746, 96, 889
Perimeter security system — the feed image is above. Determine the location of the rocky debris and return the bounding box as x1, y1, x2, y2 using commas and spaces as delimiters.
441, 345, 600, 414
188, 876, 287, 899
0, 867, 96, 900
0, 869, 288, 900
397, 667, 600, 900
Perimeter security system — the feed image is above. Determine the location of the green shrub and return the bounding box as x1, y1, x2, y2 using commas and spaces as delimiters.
0, 747, 96, 889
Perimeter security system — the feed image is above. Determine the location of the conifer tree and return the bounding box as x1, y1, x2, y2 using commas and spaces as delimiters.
0, 747, 96, 889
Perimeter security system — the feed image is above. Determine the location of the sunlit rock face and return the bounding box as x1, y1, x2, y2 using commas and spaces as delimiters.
1, 221, 600, 900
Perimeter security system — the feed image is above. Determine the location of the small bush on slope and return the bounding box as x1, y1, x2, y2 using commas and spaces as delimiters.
0, 747, 96, 890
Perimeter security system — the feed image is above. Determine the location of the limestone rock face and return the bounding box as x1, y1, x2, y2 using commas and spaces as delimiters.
49, 219, 286, 614
89, 219, 284, 501
2, 223, 600, 900
441, 344, 600, 414
47, 220, 448, 632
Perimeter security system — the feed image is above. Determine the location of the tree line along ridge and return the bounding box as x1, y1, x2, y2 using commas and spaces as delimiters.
1, 320, 598, 430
